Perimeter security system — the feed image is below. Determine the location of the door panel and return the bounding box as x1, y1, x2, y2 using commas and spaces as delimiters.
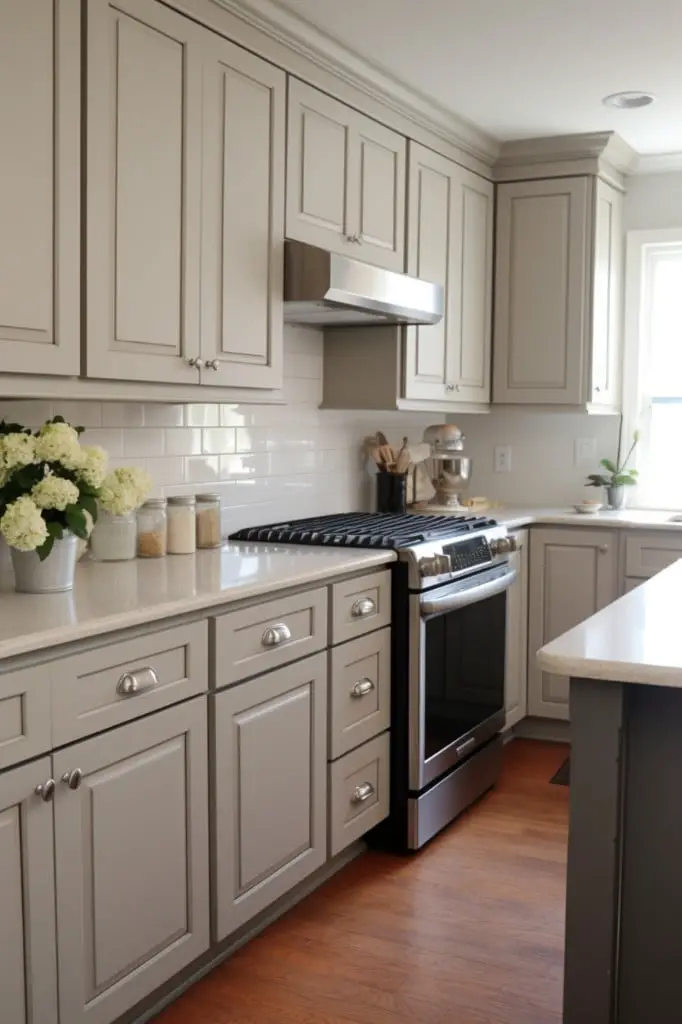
528, 529, 617, 719
86, 0, 202, 383
213, 653, 327, 939
590, 179, 623, 408
504, 531, 528, 728
0, 0, 79, 375
456, 175, 493, 400
53, 699, 209, 1024
200, 39, 284, 388
0, 757, 58, 1024
356, 125, 406, 269
494, 177, 590, 404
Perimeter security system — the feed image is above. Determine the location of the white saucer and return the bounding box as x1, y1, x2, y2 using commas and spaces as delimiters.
573, 504, 603, 515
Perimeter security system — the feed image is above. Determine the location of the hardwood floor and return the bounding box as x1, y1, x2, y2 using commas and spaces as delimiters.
156, 740, 569, 1024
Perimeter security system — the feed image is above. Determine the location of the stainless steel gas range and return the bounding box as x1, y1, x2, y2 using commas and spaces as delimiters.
231, 512, 517, 851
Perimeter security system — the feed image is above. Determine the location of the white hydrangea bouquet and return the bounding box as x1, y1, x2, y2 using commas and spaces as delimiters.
98, 466, 152, 517
0, 417, 107, 560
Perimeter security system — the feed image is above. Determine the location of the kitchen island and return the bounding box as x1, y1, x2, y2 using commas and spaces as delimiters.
537, 559, 682, 1024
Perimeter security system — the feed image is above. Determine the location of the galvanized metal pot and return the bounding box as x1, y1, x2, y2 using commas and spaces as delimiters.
10, 531, 78, 593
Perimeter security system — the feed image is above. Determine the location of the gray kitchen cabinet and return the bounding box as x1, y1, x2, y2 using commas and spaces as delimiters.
213, 652, 327, 939
0, 0, 80, 377
0, 757, 58, 1024
199, 33, 285, 389
52, 698, 209, 1024
493, 176, 623, 409
504, 530, 529, 729
403, 143, 493, 408
528, 528, 618, 720
286, 79, 406, 272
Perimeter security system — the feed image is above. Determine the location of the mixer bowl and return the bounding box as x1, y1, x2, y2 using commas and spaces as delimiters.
428, 454, 471, 508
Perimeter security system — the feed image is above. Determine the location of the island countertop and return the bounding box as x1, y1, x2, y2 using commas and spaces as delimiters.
537, 558, 682, 687
0, 543, 396, 663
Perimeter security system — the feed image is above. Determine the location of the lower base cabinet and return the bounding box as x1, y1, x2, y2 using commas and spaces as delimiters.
328, 731, 390, 857
504, 530, 529, 729
213, 652, 328, 940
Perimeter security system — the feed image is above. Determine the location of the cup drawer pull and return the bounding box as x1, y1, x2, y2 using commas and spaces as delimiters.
351, 597, 375, 618
351, 677, 375, 698
261, 623, 292, 647
116, 666, 160, 697
351, 782, 375, 804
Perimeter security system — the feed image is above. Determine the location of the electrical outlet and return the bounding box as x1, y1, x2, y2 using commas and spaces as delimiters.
494, 445, 512, 473
575, 437, 596, 465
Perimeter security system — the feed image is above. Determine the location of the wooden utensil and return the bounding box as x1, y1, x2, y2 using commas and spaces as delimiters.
395, 437, 410, 475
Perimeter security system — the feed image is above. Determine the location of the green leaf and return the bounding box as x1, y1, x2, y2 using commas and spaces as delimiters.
46, 520, 64, 541
586, 474, 608, 487
79, 495, 98, 522
36, 535, 55, 562
600, 458, 617, 474
64, 505, 88, 540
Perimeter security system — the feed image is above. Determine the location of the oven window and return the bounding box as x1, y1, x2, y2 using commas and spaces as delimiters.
423, 591, 506, 760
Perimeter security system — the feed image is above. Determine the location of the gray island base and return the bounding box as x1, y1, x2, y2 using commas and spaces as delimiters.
536, 560, 682, 1023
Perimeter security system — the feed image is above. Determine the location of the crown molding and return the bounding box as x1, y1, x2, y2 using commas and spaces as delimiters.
494, 130, 637, 186
632, 152, 682, 175
213, 0, 500, 167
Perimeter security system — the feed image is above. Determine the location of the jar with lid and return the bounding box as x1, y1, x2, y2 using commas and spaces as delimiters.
196, 493, 222, 549
90, 510, 137, 561
137, 499, 167, 558
167, 495, 196, 554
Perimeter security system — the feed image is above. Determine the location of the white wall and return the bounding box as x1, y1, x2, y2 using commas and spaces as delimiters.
0, 326, 434, 534
624, 171, 682, 231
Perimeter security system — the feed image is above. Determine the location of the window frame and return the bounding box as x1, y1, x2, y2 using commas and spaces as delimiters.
624, 227, 682, 509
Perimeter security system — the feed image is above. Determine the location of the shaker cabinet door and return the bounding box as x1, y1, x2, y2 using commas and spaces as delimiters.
200, 37, 285, 389
85, 0, 203, 384
590, 178, 623, 409
493, 177, 590, 405
404, 144, 492, 406
53, 699, 209, 1024
0, 757, 58, 1024
528, 528, 618, 720
213, 653, 327, 940
0, 0, 80, 376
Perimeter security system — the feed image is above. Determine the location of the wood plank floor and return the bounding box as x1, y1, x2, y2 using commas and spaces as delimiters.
156, 740, 569, 1024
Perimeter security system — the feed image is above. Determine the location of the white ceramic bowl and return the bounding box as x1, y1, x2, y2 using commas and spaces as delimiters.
574, 502, 603, 515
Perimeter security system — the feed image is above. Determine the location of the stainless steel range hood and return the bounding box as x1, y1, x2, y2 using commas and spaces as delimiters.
283, 240, 443, 328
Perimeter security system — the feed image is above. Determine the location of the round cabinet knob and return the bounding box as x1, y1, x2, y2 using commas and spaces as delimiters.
35, 779, 56, 802
445, 383, 455, 392
205, 359, 221, 371
599, 545, 609, 554
61, 769, 83, 791
187, 357, 204, 369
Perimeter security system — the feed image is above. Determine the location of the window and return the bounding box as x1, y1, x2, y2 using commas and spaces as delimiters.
624, 229, 682, 509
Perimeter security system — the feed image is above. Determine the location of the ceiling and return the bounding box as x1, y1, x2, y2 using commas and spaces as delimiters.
269, 0, 682, 155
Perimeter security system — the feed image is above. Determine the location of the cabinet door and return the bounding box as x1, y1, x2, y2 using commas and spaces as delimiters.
53, 699, 209, 1024
213, 653, 327, 940
528, 528, 617, 720
493, 177, 590, 405
86, 0, 203, 384
0, 757, 58, 1024
404, 145, 492, 405
504, 530, 528, 729
0, 0, 79, 376
590, 179, 623, 409
286, 79, 405, 271
200, 37, 284, 389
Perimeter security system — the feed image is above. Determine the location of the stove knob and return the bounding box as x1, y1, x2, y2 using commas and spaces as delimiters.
418, 554, 451, 578
490, 536, 518, 556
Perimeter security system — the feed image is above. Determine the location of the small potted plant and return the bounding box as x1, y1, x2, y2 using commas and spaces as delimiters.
586, 427, 640, 510
0, 417, 107, 592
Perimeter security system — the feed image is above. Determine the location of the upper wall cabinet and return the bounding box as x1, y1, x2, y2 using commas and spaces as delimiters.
0, 0, 80, 377
493, 175, 624, 408
403, 143, 493, 407
286, 79, 406, 272
86, 0, 284, 389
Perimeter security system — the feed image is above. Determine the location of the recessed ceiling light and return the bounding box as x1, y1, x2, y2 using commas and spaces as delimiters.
602, 91, 656, 109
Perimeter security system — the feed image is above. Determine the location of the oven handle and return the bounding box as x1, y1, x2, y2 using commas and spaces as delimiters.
419, 566, 517, 617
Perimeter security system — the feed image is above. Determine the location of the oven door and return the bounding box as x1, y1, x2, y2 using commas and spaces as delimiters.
408, 563, 515, 791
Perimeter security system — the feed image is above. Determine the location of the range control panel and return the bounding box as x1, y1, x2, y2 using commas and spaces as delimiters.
443, 535, 491, 572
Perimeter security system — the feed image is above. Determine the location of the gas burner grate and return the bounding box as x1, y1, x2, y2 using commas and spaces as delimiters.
230, 512, 497, 549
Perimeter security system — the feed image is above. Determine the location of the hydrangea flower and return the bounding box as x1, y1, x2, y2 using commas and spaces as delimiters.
0, 496, 49, 552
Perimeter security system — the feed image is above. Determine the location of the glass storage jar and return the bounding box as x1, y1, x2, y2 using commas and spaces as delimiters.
90, 510, 137, 561
167, 495, 196, 554
137, 498, 167, 558
196, 493, 222, 549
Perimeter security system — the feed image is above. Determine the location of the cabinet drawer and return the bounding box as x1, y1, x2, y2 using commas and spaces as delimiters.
625, 532, 682, 578
51, 622, 208, 746
212, 588, 327, 688
329, 629, 391, 759
331, 570, 391, 645
0, 665, 52, 770
328, 731, 390, 856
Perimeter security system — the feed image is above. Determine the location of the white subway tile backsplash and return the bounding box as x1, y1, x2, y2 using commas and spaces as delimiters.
185, 404, 219, 427
59, 401, 103, 428
143, 404, 185, 427
164, 428, 202, 456
102, 403, 144, 427
123, 428, 164, 458
202, 427, 237, 455
0, 400, 54, 426
184, 455, 220, 483
80, 428, 123, 456
145, 456, 186, 485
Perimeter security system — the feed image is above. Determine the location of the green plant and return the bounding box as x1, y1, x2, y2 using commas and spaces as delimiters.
586, 425, 640, 490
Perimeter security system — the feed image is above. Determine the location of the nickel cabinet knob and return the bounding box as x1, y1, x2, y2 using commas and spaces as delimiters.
187, 357, 204, 369
35, 779, 56, 802
351, 597, 375, 618
61, 768, 83, 791
351, 782, 374, 804
205, 359, 221, 371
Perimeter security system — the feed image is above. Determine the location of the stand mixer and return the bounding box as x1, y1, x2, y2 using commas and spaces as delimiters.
422, 424, 471, 511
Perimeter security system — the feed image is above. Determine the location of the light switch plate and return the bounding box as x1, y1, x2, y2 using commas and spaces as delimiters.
494, 445, 512, 473
575, 437, 596, 465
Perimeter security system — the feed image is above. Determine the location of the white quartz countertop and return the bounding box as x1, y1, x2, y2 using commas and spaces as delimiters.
0, 544, 395, 663
537, 559, 682, 687
492, 507, 682, 531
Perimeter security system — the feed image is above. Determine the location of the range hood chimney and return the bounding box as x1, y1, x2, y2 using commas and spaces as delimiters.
283, 240, 443, 328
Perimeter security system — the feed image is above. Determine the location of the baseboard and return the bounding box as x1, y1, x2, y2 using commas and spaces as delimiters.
513, 717, 571, 744
119, 841, 366, 1024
